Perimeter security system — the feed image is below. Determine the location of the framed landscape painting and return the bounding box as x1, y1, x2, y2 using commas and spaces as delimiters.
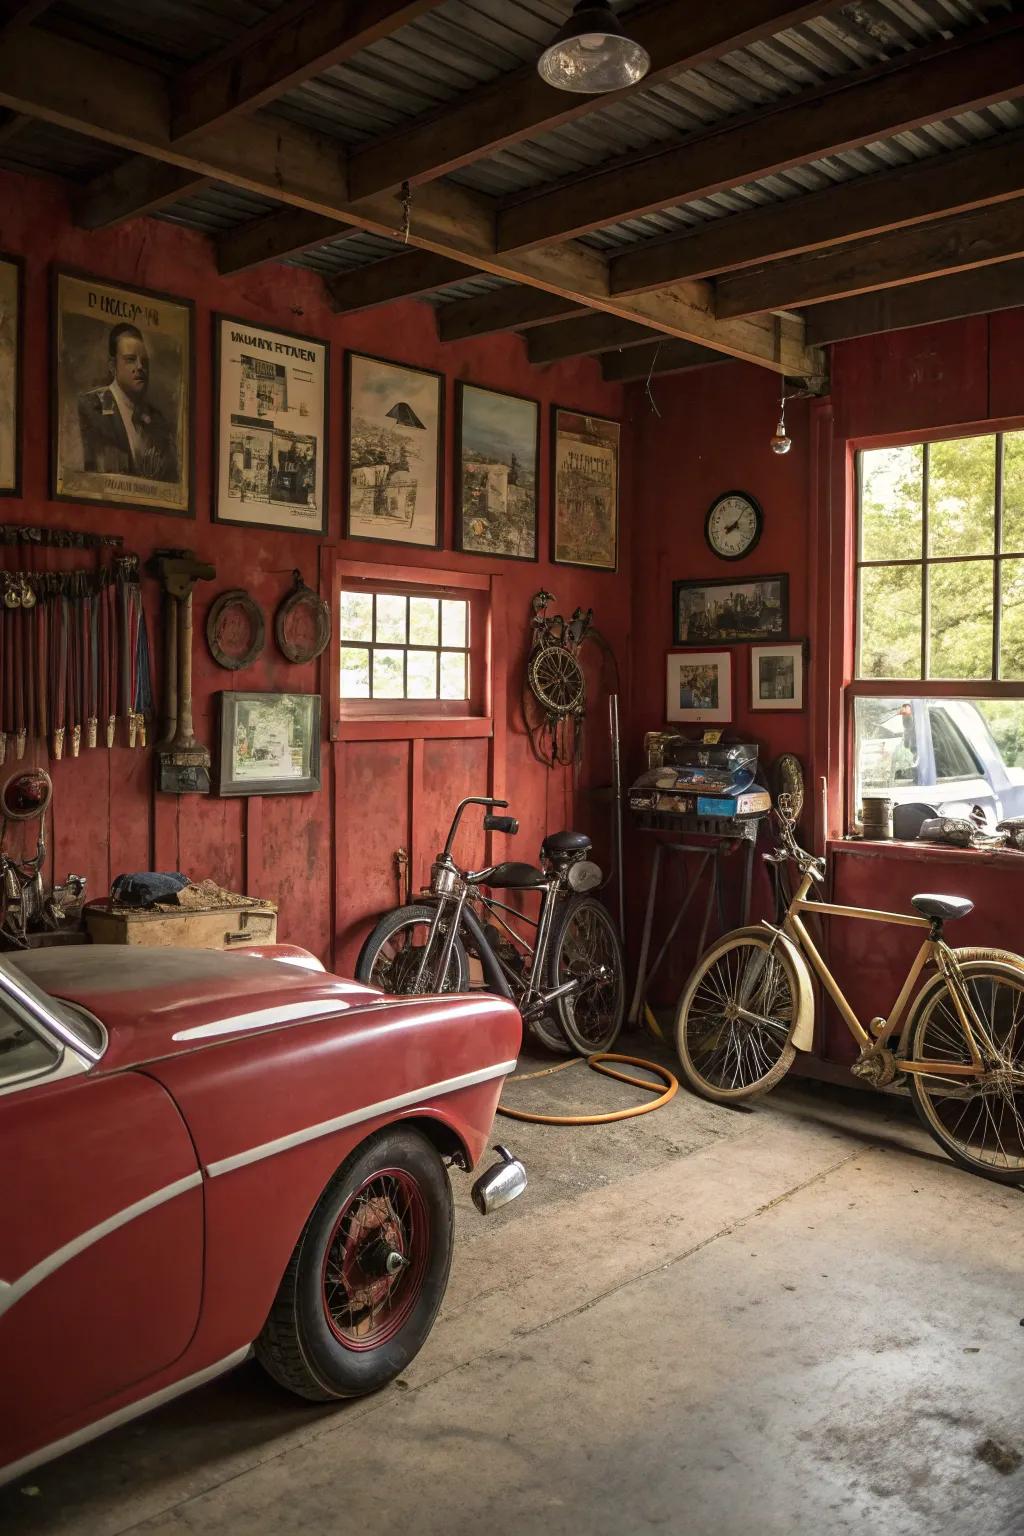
0, 253, 22, 495
345, 352, 443, 549
551, 407, 619, 571
673, 575, 789, 645
455, 382, 538, 561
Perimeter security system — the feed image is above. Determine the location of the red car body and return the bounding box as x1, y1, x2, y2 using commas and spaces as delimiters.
0, 944, 521, 1484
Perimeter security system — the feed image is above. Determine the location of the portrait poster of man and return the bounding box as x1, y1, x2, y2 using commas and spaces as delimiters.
53, 271, 192, 515
0, 255, 21, 494
552, 408, 619, 571
214, 315, 327, 535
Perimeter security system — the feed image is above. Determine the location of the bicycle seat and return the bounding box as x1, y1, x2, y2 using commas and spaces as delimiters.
911, 894, 975, 922
541, 830, 591, 858
480, 861, 547, 889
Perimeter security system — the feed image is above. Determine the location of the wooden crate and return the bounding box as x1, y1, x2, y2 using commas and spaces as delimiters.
85, 902, 278, 950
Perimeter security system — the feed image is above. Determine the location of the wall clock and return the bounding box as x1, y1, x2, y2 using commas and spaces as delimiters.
704, 491, 763, 561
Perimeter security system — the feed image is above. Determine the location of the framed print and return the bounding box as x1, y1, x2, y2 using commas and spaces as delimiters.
217, 691, 321, 796
52, 269, 193, 516
673, 574, 789, 645
751, 641, 805, 711
0, 253, 22, 494
345, 352, 443, 548
551, 407, 619, 571
666, 651, 732, 724
213, 315, 327, 535
455, 382, 538, 561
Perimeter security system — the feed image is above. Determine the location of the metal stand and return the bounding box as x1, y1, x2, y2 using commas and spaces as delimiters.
627, 821, 763, 1027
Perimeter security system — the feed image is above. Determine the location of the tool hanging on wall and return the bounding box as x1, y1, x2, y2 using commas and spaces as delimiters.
150, 548, 215, 795
521, 590, 619, 769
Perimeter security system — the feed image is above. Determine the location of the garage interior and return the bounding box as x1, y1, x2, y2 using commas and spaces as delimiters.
0, 0, 1023, 1531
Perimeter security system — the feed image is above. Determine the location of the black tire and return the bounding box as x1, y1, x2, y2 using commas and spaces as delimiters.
547, 895, 625, 1055
256, 1127, 454, 1401
356, 904, 469, 995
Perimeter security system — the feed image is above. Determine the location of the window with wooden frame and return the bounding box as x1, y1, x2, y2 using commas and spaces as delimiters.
850, 429, 1024, 831
329, 560, 492, 740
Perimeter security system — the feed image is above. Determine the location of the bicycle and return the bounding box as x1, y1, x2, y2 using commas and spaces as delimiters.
356, 796, 625, 1056
674, 795, 1024, 1183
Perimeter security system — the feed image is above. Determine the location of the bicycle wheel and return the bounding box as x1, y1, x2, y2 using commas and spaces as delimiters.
675, 931, 799, 1103
356, 904, 469, 996
547, 895, 625, 1055
906, 960, 1024, 1184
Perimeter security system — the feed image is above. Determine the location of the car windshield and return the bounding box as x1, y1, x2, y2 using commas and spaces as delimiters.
0, 957, 104, 1060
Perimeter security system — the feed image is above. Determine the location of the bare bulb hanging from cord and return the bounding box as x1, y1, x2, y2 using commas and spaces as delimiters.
770, 387, 792, 455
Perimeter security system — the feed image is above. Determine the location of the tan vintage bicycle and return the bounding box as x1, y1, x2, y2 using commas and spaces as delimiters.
675, 796, 1024, 1183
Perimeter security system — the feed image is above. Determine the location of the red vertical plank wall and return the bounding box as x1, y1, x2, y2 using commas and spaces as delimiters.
0, 170, 629, 970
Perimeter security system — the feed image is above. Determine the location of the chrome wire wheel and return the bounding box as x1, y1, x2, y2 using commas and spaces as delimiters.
357, 904, 469, 995
321, 1168, 430, 1350
550, 895, 624, 1054
675, 933, 798, 1103
908, 962, 1024, 1184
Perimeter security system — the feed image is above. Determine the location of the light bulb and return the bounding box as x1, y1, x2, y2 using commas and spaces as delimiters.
770, 417, 792, 455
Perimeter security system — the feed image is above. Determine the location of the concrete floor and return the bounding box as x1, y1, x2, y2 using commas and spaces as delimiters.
4, 1041, 1023, 1536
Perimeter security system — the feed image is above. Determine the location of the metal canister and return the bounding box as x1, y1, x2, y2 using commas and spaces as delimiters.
861, 795, 894, 840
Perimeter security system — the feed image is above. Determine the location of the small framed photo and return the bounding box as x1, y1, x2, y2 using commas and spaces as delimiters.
213, 315, 328, 535
0, 252, 23, 495
345, 352, 443, 548
455, 382, 539, 561
218, 691, 321, 796
666, 651, 732, 724
673, 574, 788, 645
751, 641, 805, 711
551, 406, 620, 571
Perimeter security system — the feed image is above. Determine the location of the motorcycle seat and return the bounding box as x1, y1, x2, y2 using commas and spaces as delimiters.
910, 893, 974, 922
481, 861, 547, 890
541, 830, 592, 858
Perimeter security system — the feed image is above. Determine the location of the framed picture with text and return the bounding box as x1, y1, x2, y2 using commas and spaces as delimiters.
551, 406, 619, 571
345, 352, 443, 549
0, 252, 22, 495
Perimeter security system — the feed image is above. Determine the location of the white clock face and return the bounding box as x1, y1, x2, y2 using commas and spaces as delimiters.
707, 494, 761, 559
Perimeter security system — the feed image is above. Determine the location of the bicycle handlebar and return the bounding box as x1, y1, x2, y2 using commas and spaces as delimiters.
442, 796, 511, 858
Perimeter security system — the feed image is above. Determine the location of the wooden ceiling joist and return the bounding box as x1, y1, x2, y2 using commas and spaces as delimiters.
609, 130, 1024, 294
326, 252, 475, 313
75, 161, 209, 230
437, 287, 585, 342
0, 25, 819, 377
496, 21, 1024, 251
526, 314, 658, 365
716, 198, 1024, 317
599, 339, 728, 382
217, 209, 352, 276
346, 0, 829, 201
804, 259, 1024, 346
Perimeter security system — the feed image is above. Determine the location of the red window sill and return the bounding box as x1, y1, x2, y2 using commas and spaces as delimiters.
831, 837, 1024, 869
333, 716, 492, 742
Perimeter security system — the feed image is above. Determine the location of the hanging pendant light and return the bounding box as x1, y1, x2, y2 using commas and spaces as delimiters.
770, 387, 793, 455
538, 0, 651, 94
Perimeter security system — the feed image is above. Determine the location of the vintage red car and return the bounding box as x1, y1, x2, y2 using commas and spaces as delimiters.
0, 943, 525, 1485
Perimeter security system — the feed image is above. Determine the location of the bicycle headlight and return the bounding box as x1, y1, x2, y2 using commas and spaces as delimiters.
567, 859, 602, 892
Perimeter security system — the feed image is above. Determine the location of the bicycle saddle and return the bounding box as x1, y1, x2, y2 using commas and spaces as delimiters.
910, 893, 975, 922
541, 830, 591, 857
480, 861, 547, 889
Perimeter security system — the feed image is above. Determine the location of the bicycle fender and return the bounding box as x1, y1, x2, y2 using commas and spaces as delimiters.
728, 923, 816, 1052
459, 902, 516, 1002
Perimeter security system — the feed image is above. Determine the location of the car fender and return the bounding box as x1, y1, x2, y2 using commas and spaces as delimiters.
712, 924, 816, 1052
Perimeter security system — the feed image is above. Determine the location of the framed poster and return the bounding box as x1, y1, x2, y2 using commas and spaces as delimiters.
345, 352, 443, 548
673, 574, 789, 645
52, 269, 193, 516
751, 641, 805, 711
213, 315, 328, 535
551, 407, 619, 571
455, 382, 539, 561
666, 651, 732, 724
217, 691, 321, 796
0, 253, 22, 495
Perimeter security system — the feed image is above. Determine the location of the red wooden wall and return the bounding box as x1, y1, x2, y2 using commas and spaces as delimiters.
0, 170, 628, 972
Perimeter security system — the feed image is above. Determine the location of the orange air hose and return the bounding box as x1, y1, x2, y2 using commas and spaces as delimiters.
497, 1051, 678, 1125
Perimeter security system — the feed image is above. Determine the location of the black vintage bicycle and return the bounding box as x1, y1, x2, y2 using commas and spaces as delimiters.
356, 796, 624, 1056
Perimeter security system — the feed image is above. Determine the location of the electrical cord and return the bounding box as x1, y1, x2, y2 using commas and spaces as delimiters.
497, 1051, 677, 1125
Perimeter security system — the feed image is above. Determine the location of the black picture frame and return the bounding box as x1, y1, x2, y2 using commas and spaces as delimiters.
673, 574, 790, 645
344, 350, 444, 550
0, 251, 24, 497
50, 267, 195, 518
217, 691, 322, 797
454, 380, 540, 563
550, 405, 620, 572
212, 313, 329, 537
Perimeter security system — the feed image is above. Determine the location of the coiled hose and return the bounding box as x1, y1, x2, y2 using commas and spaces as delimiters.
497, 1051, 677, 1125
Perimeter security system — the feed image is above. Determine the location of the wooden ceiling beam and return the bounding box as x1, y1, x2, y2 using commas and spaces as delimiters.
600, 340, 729, 382
610, 129, 1024, 294
437, 286, 585, 342
716, 198, 1024, 317
0, 25, 819, 376
804, 259, 1024, 345
326, 252, 475, 313
497, 20, 1024, 251
171, 2, 446, 140
0, 1, 53, 29
526, 314, 658, 364
74, 160, 208, 229
217, 209, 352, 275
347, 0, 829, 200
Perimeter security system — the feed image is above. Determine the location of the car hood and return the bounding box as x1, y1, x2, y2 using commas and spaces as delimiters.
7, 946, 383, 1070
